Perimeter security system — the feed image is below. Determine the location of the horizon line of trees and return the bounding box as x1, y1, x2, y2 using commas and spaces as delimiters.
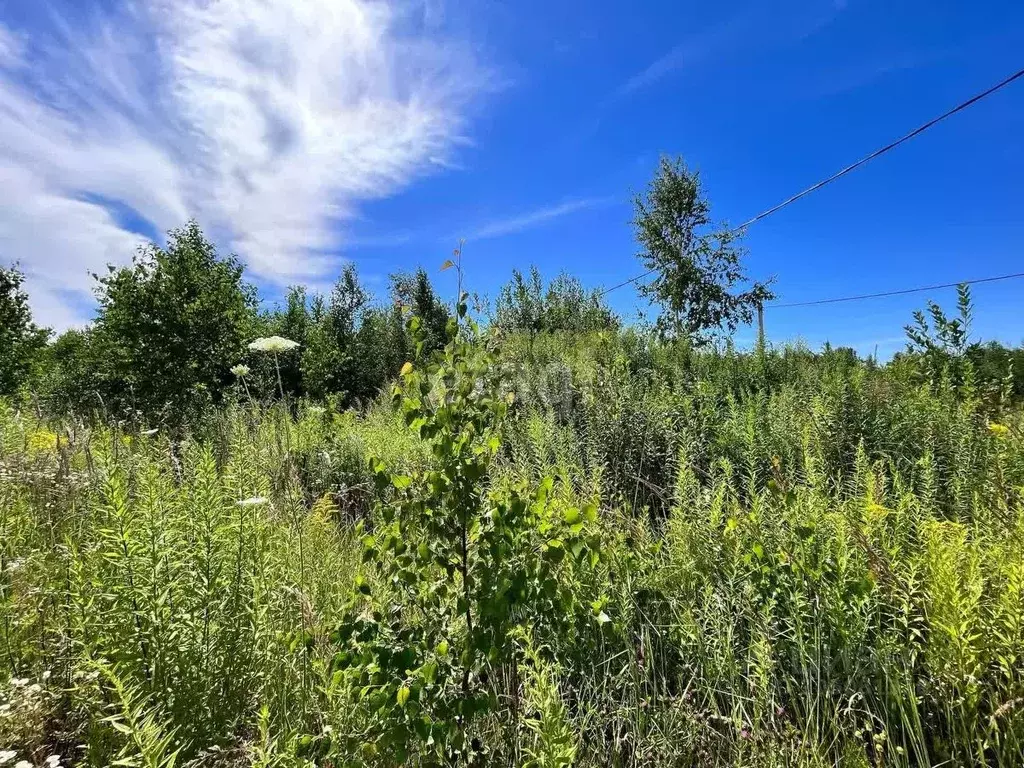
3, 156, 1024, 426
4, 220, 1024, 427
0, 221, 626, 426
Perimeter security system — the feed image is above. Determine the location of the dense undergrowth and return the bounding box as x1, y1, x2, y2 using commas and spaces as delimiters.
2, 322, 1023, 767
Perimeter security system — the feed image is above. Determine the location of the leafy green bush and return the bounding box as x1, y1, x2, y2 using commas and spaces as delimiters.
494, 266, 618, 337
75, 221, 257, 428
0, 264, 49, 398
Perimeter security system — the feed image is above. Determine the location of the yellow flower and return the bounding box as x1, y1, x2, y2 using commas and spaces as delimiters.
27, 430, 58, 454
988, 422, 1010, 438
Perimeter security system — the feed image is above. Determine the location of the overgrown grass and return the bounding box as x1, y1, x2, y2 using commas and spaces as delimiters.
1, 334, 1023, 766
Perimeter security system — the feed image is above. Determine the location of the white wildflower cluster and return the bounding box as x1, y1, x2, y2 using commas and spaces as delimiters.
230, 364, 251, 377
236, 497, 269, 508
2, 672, 58, 765
0, 751, 62, 767
248, 336, 299, 354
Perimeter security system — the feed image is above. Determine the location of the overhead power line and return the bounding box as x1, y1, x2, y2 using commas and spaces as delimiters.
769, 271, 1024, 308
600, 66, 1024, 298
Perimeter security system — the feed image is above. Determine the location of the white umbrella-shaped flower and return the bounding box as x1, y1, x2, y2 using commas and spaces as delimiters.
236, 496, 269, 508
231, 364, 254, 403
248, 337, 299, 399
249, 336, 299, 354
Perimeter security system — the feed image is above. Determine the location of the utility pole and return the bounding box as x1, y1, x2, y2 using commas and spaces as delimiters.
756, 301, 765, 351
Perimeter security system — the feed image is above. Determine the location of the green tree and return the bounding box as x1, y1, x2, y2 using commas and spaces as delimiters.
300, 266, 448, 405
351, 303, 408, 403
390, 268, 451, 357
273, 286, 313, 398
297, 294, 340, 401
495, 267, 544, 336
90, 221, 257, 425
495, 266, 618, 336
36, 328, 100, 414
297, 264, 370, 403
543, 271, 618, 333
633, 156, 772, 343
0, 264, 49, 397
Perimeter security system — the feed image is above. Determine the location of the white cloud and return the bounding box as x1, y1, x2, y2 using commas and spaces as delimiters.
0, 24, 22, 66
464, 197, 613, 241
0, 1, 486, 329
612, 3, 848, 101
612, 12, 755, 100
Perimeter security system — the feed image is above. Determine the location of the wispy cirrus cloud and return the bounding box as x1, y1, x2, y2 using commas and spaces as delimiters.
612, 2, 849, 102
0, 23, 22, 66
798, 50, 939, 100
612, 14, 751, 101
0, 1, 488, 329
463, 197, 614, 241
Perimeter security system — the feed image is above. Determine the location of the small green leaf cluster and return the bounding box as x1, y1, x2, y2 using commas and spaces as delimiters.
902, 283, 978, 393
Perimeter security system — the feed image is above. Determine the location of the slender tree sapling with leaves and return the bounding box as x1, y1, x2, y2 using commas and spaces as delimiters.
633, 156, 773, 344
315, 275, 602, 764
903, 283, 977, 391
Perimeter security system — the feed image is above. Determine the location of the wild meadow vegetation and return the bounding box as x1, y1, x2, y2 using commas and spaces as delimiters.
2, 160, 1024, 766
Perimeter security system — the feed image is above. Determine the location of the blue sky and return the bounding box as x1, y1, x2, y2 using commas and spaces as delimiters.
1, 0, 1022, 357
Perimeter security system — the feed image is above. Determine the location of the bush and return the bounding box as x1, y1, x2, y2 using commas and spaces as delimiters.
86, 221, 258, 428
0, 264, 48, 398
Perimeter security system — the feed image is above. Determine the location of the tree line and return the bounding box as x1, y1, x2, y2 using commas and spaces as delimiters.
0, 223, 624, 427
3, 155, 1024, 425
